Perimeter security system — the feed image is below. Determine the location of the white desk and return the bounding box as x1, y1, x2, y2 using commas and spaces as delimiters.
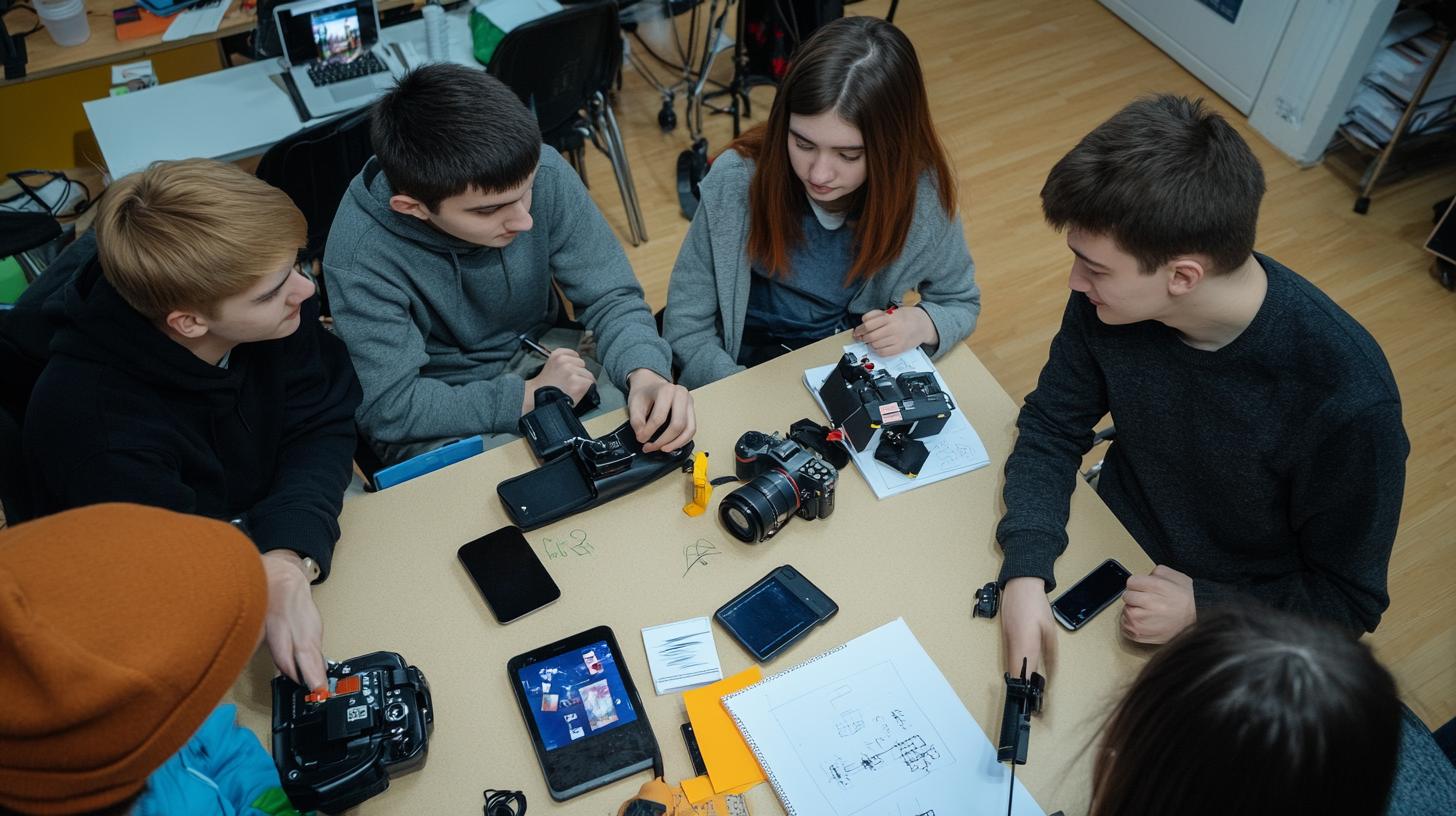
82, 8, 476, 176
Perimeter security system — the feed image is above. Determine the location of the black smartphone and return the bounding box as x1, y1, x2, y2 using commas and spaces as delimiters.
457, 525, 561, 623
714, 565, 838, 662
1051, 558, 1132, 630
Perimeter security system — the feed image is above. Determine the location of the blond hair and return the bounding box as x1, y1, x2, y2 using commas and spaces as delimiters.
94, 159, 306, 319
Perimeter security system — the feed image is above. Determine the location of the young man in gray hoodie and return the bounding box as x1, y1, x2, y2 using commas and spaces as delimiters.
325, 65, 694, 464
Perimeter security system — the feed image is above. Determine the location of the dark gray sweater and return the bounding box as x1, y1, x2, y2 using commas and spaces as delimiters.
996, 254, 1407, 633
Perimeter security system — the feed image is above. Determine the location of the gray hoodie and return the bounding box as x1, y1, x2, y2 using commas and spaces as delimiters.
662, 149, 981, 389
324, 148, 670, 444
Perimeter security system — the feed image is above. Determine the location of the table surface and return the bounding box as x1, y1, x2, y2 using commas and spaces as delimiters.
227, 332, 1154, 815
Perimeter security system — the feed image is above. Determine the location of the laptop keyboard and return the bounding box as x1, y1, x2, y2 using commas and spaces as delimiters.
307, 52, 387, 87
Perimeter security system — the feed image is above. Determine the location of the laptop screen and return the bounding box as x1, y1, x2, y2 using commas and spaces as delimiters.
275, 0, 381, 67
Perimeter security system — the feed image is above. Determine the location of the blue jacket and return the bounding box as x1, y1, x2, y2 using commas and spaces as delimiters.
134, 705, 301, 816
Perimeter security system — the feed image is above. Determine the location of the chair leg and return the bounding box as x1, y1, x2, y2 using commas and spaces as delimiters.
593, 93, 648, 245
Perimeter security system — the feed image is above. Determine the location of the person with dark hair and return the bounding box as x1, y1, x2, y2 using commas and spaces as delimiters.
325, 64, 694, 464
1088, 607, 1403, 816
996, 95, 1409, 677
0, 503, 300, 815
662, 16, 980, 388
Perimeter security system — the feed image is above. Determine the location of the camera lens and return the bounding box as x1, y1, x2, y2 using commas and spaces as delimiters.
719, 469, 800, 542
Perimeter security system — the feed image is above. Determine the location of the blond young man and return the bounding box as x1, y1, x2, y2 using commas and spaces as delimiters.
20, 159, 362, 692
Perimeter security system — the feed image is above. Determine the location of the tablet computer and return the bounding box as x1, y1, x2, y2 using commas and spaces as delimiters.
507, 626, 657, 800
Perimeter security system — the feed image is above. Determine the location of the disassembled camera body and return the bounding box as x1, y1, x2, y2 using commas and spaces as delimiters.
817, 353, 955, 475
497, 386, 693, 530
272, 651, 433, 814
718, 429, 838, 543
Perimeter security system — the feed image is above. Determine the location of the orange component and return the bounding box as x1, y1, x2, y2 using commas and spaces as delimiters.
304, 686, 331, 703
334, 675, 362, 695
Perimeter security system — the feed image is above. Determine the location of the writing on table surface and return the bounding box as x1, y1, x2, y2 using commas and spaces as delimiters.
683, 539, 721, 577
541, 529, 595, 560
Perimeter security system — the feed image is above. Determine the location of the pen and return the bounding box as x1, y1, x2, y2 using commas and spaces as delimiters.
518, 333, 550, 358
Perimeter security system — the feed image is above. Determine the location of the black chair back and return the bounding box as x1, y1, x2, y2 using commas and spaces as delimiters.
487, 1, 620, 142
0, 402, 31, 524
255, 107, 376, 263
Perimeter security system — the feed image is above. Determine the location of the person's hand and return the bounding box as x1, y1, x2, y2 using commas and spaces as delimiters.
853, 306, 939, 357
523, 347, 596, 414
1001, 576, 1057, 678
627, 369, 695, 453
261, 550, 327, 690
1121, 565, 1196, 644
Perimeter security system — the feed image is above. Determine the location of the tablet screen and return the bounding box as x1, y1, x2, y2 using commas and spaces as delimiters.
718, 577, 817, 658
517, 640, 639, 751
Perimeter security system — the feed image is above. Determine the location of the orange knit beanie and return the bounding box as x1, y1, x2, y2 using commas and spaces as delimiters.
0, 503, 268, 815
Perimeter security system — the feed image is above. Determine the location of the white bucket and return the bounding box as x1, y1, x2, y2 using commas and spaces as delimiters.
36, 0, 91, 48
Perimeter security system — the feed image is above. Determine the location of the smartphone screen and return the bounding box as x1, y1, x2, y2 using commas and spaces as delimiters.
1051, 558, 1131, 630
458, 525, 561, 623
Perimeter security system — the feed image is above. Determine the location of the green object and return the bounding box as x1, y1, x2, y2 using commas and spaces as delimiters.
469, 7, 507, 66
0, 256, 28, 304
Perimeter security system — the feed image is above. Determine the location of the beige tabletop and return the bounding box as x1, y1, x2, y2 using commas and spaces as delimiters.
228, 331, 1153, 815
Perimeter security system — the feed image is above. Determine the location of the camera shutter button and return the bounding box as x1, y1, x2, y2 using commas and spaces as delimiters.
385, 702, 409, 722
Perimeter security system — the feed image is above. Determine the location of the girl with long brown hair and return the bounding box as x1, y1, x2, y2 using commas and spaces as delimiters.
662, 16, 980, 388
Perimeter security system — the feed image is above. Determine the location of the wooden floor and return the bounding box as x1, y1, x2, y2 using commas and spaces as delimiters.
580, 0, 1456, 727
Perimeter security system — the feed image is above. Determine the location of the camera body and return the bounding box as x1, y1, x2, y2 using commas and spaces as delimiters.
818, 353, 956, 453
497, 387, 692, 530
719, 430, 838, 542
272, 651, 433, 814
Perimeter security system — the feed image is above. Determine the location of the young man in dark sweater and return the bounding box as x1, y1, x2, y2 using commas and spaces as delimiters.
996, 96, 1408, 677
21, 159, 363, 692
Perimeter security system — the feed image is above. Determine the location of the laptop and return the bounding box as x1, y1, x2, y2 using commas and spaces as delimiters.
272, 0, 404, 120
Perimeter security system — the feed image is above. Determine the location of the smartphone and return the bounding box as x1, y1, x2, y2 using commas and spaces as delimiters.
457, 525, 561, 623
714, 565, 838, 662
1051, 558, 1132, 630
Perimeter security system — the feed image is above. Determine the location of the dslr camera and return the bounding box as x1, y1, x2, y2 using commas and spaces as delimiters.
817, 353, 956, 475
272, 651, 433, 814
496, 386, 693, 530
719, 430, 838, 542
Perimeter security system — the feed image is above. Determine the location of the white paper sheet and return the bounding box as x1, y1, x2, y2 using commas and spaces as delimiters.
722, 619, 1044, 816
804, 343, 990, 499
641, 616, 723, 696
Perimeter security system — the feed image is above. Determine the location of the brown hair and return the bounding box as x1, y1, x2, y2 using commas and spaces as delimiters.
94, 158, 306, 319
729, 16, 955, 283
1089, 607, 1400, 816
1041, 94, 1265, 275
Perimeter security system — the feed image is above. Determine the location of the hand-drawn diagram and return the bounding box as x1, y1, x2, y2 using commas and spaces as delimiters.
683, 538, 720, 577
770, 661, 954, 815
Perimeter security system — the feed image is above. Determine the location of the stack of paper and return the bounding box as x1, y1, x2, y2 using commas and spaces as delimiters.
641, 617, 723, 696
803, 343, 990, 499
681, 668, 767, 801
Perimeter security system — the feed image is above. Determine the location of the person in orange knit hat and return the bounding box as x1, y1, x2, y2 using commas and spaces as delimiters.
0, 503, 300, 816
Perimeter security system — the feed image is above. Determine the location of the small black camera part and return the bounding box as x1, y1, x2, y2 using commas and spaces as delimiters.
973, 581, 1000, 619
873, 428, 930, 477
997, 657, 1045, 766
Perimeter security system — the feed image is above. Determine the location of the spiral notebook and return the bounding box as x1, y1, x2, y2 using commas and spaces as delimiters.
721, 619, 1044, 816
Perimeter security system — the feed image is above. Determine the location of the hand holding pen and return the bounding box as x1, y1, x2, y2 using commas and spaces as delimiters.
854, 299, 939, 357
518, 333, 595, 414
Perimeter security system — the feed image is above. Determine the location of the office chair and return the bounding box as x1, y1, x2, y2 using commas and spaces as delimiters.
1083, 426, 1115, 486
254, 106, 375, 314
487, 0, 649, 246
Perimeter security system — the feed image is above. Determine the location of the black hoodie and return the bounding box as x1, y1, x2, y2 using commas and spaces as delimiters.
21, 246, 362, 577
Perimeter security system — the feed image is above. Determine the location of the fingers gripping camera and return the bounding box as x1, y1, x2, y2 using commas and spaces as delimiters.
719, 431, 838, 543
